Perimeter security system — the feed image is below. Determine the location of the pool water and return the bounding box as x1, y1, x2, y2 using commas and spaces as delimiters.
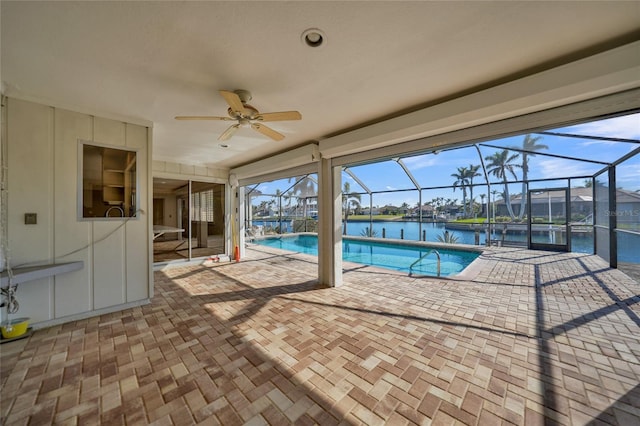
253, 234, 480, 277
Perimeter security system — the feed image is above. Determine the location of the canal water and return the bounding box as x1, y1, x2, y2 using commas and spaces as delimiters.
252, 220, 597, 254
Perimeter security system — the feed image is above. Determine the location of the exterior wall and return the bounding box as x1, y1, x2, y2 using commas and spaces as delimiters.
5, 98, 152, 326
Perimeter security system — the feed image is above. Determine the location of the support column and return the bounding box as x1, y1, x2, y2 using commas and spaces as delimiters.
318, 158, 342, 287
608, 167, 617, 268
231, 184, 245, 260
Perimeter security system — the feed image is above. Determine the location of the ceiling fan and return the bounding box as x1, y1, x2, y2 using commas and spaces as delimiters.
175, 89, 302, 142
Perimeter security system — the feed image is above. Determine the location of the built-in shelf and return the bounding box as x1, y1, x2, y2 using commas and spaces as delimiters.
1, 261, 84, 288
102, 149, 132, 206
81, 142, 137, 218
103, 165, 125, 204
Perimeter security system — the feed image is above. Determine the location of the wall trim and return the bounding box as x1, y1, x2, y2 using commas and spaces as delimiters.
2, 92, 153, 129
31, 298, 151, 330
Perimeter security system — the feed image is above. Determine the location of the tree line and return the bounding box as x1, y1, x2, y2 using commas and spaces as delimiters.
452, 134, 548, 220
254, 134, 551, 225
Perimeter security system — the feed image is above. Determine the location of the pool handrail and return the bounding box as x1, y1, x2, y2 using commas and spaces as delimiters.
408, 249, 441, 277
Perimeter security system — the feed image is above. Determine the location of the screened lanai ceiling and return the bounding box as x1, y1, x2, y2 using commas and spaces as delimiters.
247, 112, 640, 209
340, 112, 640, 198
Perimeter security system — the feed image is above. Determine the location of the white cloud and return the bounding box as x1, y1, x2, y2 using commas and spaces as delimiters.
535, 158, 597, 179
401, 153, 480, 171
400, 155, 439, 170
562, 113, 640, 142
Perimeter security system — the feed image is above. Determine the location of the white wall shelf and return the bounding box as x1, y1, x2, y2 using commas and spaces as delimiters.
1, 261, 84, 288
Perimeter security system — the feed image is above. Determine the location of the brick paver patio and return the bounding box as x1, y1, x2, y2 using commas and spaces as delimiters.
1, 245, 639, 425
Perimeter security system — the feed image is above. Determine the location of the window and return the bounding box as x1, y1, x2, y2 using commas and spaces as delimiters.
79, 141, 137, 219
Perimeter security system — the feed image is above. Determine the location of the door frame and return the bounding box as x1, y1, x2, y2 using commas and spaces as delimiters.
527, 187, 571, 252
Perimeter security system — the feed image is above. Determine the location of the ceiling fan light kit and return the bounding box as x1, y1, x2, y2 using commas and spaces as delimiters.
175, 89, 302, 142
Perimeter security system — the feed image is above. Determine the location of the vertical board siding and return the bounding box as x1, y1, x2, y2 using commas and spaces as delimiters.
7, 99, 150, 323
125, 123, 149, 302
54, 108, 93, 317
92, 222, 126, 309
7, 100, 53, 261
92, 118, 126, 309
7, 99, 55, 320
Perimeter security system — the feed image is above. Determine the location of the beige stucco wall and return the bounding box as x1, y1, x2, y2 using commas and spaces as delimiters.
5, 98, 152, 325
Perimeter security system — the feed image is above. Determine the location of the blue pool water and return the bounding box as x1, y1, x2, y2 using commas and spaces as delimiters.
252, 234, 480, 277
252, 220, 598, 254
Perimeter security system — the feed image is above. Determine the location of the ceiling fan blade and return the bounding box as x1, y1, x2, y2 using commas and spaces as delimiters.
251, 123, 284, 141
175, 116, 232, 120
219, 90, 246, 115
218, 124, 240, 141
257, 111, 302, 122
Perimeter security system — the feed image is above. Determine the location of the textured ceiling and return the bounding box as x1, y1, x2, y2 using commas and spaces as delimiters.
2, 1, 639, 170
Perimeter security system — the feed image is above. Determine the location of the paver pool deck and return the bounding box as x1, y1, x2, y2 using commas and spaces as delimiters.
1, 245, 639, 425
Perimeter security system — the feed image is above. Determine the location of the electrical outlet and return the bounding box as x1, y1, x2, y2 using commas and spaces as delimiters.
24, 213, 37, 225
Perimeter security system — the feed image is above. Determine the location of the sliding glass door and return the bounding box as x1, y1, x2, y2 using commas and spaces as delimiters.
153, 178, 225, 263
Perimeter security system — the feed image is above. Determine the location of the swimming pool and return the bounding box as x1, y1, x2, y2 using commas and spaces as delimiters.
252, 234, 480, 277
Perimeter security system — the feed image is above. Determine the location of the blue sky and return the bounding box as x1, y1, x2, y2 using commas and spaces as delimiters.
343, 112, 640, 207
253, 112, 639, 208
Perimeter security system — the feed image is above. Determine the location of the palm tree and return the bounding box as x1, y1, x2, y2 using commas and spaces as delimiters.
491, 189, 499, 222
283, 192, 292, 215
436, 230, 459, 244
451, 166, 470, 217
584, 178, 604, 188
342, 182, 361, 235
269, 189, 282, 219
257, 200, 270, 216
515, 135, 548, 219
431, 197, 444, 217
288, 176, 317, 218
400, 202, 410, 215
445, 198, 455, 217
467, 164, 481, 216
359, 227, 379, 237
485, 149, 521, 219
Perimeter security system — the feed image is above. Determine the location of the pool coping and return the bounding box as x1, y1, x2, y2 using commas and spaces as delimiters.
253, 232, 484, 251
250, 232, 488, 280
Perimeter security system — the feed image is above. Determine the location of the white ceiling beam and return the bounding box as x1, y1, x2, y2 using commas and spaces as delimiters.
319, 41, 640, 159
230, 144, 320, 184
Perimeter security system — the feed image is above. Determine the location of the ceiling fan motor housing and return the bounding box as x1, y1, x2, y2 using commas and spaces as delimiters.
234, 89, 252, 104
175, 88, 301, 142
228, 104, 258, 120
